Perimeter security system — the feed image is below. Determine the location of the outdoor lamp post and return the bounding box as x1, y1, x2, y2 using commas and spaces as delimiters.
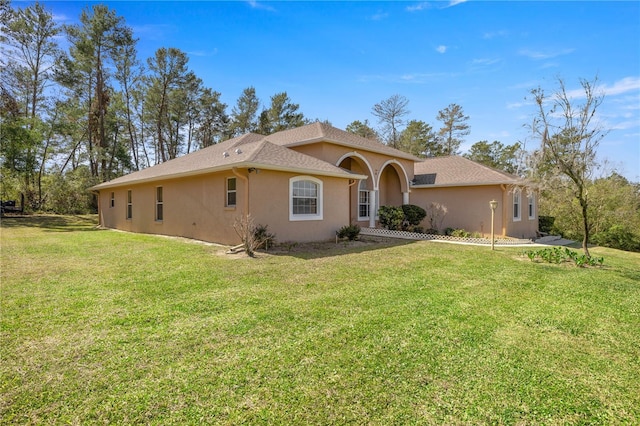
489, 200, 498, 250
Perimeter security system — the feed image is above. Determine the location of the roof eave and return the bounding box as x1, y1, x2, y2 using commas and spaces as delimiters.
281, 137, 421, 162
90, 162, 366, 190
411, 180, 522, 189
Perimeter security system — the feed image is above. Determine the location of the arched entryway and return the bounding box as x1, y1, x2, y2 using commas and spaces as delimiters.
336, 154, 410, 228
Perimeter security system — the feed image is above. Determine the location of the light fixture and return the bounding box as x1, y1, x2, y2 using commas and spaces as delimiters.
489, 199, 498, 251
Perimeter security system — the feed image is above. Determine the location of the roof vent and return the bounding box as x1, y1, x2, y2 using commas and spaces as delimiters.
222, 151, 229, 158
235, 148, 242, 154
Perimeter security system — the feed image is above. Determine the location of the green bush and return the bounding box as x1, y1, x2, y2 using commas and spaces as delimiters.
450, 229, 471, 238
254, 224, 276, 250
538, 215, 555, 234
378, 206, 405, 230
401, 204, 427, 226
591, 225, 640, 252
337, 224, 361, 241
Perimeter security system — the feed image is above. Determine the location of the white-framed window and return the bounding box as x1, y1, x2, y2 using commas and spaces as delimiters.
528, 194, 535, 220
126, 190, 132, 220
513, 189, 521, 222
358, 180, 370, 220
226, 177, 236, 207
110, 192, 115, 208
155, 186, 163, 222
290, 176, 323, 221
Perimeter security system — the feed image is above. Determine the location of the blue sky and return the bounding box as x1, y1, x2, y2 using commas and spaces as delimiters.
42, 0, 640, 180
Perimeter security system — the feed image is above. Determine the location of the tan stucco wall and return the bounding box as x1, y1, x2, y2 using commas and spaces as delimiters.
292, 142, 415, 189
408, 185, 538, 239
98, 171, 243, 245
97, 168, 352, 245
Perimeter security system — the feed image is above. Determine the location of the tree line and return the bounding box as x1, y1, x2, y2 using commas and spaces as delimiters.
1, 2, 638, 252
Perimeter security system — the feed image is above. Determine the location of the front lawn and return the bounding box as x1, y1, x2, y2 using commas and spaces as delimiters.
1, 215, 639, 424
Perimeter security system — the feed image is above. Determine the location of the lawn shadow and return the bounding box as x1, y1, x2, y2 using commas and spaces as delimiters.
0, 214, 99, 232
263, 236, 416, 260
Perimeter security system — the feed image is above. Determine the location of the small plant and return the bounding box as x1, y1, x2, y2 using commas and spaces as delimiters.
450, 229, 471, 238
254, 224, 276, 250
426, 202, 448, 234
337, 224, 361, 241
523, 246, 604, 267
233, 215, 276, 257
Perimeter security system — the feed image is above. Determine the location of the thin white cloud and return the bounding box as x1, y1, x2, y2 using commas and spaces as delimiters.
483, 30, 509, 40
406, 2, 431, 12
187, 49, 218, 57
471, 58, 500, 66
563, 77, 640, 100
601, 77, 640, 96
518, 48, 575, 60
247, 1, 276, 12
131, 23, 177, 41
370, 11, 389, 21
436, 45, 447, 54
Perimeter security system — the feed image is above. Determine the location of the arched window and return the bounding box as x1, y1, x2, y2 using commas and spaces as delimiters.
290, 176, 323, 221
358, 179, 370, 220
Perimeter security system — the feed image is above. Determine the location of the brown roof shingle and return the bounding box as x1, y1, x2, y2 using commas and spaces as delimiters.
413, 156, 522, 187
91, 132, 365, 190
266, 122, 421, 162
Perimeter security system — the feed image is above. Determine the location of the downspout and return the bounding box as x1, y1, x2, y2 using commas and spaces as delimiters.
500, 184, 507, 237
232, 167, 249, 217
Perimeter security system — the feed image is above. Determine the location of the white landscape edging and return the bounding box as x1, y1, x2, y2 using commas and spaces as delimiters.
360, 227, 535, 246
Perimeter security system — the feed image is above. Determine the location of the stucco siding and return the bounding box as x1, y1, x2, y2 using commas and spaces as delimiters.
409, 185, 537, 238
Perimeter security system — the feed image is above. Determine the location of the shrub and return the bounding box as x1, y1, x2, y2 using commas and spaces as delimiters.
426, 202, 448, 233
378, 206, 404, 230
401, 204, 427, 226
591, 225, 640, 252
444, 227, 455, 236
538, 215, 555, 234
410, 226, 424, 234
337, 224, 361, 241
233, 216, 276, 256
450, 229, 471, 238
254, 224, 276, 250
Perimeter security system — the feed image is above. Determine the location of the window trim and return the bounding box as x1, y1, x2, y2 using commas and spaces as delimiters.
155, 186, 163, 222
528, 193, 535, 220
126, 190, 132, 220
358, 179, 370, 221
289, 176, 323, 221
513, 189, 521, 222
226, 177, 237, 208
110, 192, 115, 208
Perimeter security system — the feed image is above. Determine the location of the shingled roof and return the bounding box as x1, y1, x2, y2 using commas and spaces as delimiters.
266, 122, 421, 162
91, 132, 365, 190
413, 156, 523, 187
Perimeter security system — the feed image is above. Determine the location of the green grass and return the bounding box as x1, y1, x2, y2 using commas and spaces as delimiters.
1, 215, 639, 425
